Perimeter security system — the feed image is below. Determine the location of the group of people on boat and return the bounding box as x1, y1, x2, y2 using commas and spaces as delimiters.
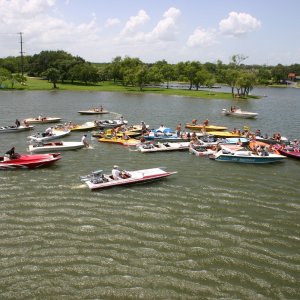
92, 105, 104, 112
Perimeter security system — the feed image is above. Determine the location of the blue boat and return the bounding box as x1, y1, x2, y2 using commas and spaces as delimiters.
211, 149, 286, 164
144, 127, 187, 142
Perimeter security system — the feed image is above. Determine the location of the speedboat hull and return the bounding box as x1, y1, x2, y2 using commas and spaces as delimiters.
98, 137, 140, 146
0, 125, 34, 133
27, 129, 71, 142
274, 145, 300, 159
70, 122, 97, 131
212, 150, 286, 163
28, 142, 85, 153
0, 153, 61, 169
81, 168, 177, 190
222, 109, 258, 118
185, 124, 228, 131
78, 110, 110, 115
137, 142, 190, 153
24, 117, 61, 124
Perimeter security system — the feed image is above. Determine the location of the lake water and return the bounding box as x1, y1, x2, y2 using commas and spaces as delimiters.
0, 87, 299, 299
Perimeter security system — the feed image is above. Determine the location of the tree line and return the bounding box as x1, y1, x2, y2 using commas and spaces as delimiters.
0, 50, 299, 96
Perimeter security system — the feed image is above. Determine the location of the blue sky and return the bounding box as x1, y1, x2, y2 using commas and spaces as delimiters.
0, 0, 299, 65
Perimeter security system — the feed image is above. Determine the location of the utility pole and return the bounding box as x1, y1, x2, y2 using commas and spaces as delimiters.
19, 32, 24, 77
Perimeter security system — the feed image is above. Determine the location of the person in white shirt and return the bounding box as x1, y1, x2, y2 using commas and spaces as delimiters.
81, 134, 89, 147
44, 126, 53, 136
112, 165, 121, 180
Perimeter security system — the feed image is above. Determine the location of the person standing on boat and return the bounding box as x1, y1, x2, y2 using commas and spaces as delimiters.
81, 134, 89, 148
176, 123, 182, 137
15, 119, 21, 127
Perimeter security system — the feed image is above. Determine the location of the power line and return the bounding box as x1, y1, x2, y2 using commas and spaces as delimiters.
19, 32, 25, 76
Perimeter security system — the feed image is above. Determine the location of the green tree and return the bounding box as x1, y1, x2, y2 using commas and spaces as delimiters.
45, 67, 60, 89
0, 67, 11, 87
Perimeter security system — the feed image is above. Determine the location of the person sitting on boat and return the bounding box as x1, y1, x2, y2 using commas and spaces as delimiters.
158, 124, 166, 132
23, 119, 29, 127
4, 147, 19, 161
192, 119, 197, 125
112, 165, 121, 180
15, 119, 21, 127
44, 126, 53, 136
81, 134, 89, 148
122, 132, 130, 140
203, 119, 209, 126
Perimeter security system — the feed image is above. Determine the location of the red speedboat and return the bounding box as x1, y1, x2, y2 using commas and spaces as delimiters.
274, 145, 300, 159
0, 153, 62, 169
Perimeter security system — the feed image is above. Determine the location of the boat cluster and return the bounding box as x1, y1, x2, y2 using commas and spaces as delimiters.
1, 108, 299, 190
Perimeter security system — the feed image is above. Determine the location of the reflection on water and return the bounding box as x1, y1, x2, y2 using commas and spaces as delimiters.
0, 88, 299, 299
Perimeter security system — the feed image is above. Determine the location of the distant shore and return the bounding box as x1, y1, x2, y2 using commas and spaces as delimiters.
1, 77, 266, 100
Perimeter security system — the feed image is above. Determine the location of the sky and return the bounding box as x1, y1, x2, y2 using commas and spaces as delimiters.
0, 0, 300, 65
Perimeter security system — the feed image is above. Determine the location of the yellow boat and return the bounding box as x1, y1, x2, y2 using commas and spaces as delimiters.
185, 124, 228, 131
70, 121, 97, 131
98, 136, 140, 146
208, 131, 242, 138
105, 128, 141, 138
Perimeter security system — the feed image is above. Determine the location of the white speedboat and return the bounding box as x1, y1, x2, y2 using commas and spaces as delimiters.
96, 119, 128, 129
28, 141, 85, 153
189, 144, 217, 157
80, 167, 177, 190
78, 109, 110, 115
211, 148, 286, 163
137, 142, 190, 153
27, 129, 71, 143
24, 117, 62, 124
0, 125, 34, 133
222, 108, 258, 118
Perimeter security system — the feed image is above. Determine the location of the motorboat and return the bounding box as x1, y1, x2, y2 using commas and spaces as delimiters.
0, 153, 61, 169
0, 125, 34, 133
24, 117, 62, 124
273, 144, 300, 159
69, 121, 97, 131
95, 119, 128, 129
80, 167, 177, 190
222, 108, 258, 118
144, 127, 188, 142
218, 137, 249, 145
189, 144, 217, 157
210, 147, 286, 163
98, 136, 141, 146
185, 123, 228, 131
28, 141, 85, 153
137, 142, 190, 153
207, 131, 242, 138
27, 129, 71, 143
78, 109, 110, 115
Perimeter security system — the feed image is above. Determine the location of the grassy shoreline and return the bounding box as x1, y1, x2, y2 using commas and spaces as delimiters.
1, 77, 262, 100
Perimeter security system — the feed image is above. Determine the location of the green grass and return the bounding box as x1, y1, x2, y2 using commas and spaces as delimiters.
2, 77, 261, 100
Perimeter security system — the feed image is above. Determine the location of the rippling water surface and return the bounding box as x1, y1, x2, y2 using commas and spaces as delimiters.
0, 88, 299, 299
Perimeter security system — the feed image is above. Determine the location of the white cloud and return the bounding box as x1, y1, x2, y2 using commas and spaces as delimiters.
117, 7, 181, 44
0, 0, 100, 56
147, 7, 181, 41
219, 11, 261, 37
105, 18, 121, 28
120, 9, 150, 36
187, 27, 217, 47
